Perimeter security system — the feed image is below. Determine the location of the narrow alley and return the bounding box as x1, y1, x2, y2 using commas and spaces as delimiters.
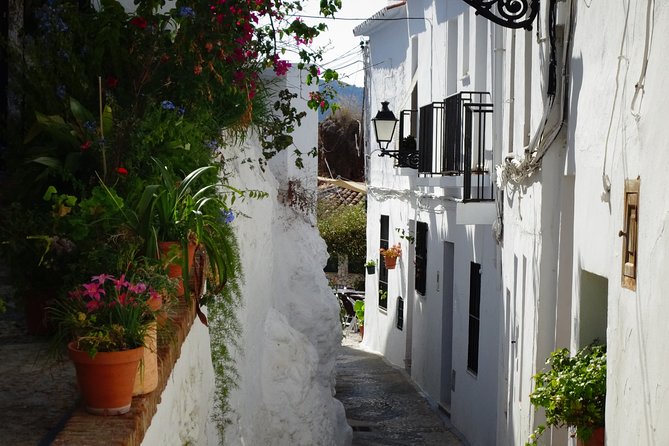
336, 334, 464, 446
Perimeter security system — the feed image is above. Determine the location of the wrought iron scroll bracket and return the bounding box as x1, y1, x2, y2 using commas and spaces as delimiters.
461, 0, 539, 31
377, 150, 419, 169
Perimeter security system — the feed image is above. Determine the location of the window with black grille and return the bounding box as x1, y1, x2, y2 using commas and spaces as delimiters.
379, 215, 389, 310
467, 262, 481, 375
396, 296, 404, 330
415, 222, 428, 295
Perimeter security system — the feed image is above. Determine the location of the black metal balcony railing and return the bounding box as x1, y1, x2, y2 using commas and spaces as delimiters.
402, 92, 493, 202
396, 109, 419, 169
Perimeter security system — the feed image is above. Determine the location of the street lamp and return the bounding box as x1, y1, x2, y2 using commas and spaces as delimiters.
372, 101, 398, 153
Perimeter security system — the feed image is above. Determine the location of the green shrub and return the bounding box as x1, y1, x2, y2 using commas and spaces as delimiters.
527, 344, 606, 445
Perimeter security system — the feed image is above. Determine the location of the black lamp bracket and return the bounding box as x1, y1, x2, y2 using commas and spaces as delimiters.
461, 0, 539, 31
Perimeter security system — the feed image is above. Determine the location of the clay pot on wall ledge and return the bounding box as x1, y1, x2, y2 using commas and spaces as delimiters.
68, 343, 144, 415
158, 241, 196, 297
579, 427, 605, 446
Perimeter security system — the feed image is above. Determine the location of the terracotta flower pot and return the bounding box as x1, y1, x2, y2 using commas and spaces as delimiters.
68, 343, 143, 415
383, 255, 397, 270
158, 241, 196, 297
580, 427, 605, 446
133, 322, 158, 395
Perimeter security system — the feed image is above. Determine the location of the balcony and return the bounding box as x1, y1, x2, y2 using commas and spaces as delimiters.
399, 92, 494, 202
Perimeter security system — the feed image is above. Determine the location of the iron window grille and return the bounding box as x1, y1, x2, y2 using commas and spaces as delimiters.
379, 215, 389, 310
415, 222, 428, 295
417, 92, 495, 202
397, 296, 404, 330
467, 262, 481, 375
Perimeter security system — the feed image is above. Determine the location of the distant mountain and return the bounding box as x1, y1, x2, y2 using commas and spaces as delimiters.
318, 82, 363, 122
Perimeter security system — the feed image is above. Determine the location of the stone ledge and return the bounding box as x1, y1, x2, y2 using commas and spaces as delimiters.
52, 300, 197, 446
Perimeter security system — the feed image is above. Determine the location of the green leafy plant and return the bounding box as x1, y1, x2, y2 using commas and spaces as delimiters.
379, 290, 388, 301
527, 344, 606, 446
353, 300, 364, 328
395, 227, 415, 244
365, 260, 377, 267
317, 201, 366, 259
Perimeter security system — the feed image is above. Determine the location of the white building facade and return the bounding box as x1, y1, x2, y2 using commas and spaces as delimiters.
497, 0, 669, 445
355, 2, 502, 445
358, 0, 669, 445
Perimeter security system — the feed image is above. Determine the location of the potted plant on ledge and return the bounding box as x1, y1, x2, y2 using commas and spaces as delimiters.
380, 243, 402, 270
353, 300, 365, 339
365, 260, 377, 275
50, 274, 162, 415
527, 344, 606, 446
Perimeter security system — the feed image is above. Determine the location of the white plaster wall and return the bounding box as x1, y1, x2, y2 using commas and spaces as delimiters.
498, 1, 669, 446
569, 3, 669, 444
142, 69, 350, 446
360, 4, 501, 445
222, 69, 351, 446
142, 313, 219, 446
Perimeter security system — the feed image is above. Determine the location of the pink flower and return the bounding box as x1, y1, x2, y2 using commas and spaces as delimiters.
273, 55, 291, 76
128, 282, 147, 294
91, 274, 114, 284
82, 282, 105, 300
113, 274, 129, 290
86, 300, 101, 312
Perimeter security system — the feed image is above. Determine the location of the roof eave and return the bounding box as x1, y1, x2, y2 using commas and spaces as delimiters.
353, 1, 407, 37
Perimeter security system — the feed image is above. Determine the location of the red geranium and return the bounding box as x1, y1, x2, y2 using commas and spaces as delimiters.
105, 75, 118, 89
129, 17, 148, 29
116, 167, 128, 175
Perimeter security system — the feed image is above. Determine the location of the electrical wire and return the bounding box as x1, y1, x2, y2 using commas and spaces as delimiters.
630, 0, 655, 120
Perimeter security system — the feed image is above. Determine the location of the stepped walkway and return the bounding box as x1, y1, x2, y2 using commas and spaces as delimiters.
335, 334, 465, 446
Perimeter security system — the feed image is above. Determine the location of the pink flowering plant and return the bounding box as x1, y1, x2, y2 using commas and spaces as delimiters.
51, 274, 162, 358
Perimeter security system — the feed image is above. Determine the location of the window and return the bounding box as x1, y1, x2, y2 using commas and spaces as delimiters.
415, 222, 428, 295
467, 262, 481, 374
621, 178, 640, 290
397, 296, 404, 330
379, 215, 389, 310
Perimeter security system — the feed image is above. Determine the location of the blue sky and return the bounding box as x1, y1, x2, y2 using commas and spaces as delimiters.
301, 0, 390, 86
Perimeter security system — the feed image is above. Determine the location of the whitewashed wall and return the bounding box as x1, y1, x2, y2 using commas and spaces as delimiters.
497, 1, 669, 445
143, 69, 351, 446
570, 2, 669, 444
142, 316, 220, 445
222, 68, 351, 446
358, 3, 500, 445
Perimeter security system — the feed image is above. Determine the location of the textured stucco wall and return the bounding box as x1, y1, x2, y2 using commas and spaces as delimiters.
142, 316, 220, 446
499, 1, 669, 445
142, 68, 351, 446
222, 69, 351, 446
570, 2, 669, 444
